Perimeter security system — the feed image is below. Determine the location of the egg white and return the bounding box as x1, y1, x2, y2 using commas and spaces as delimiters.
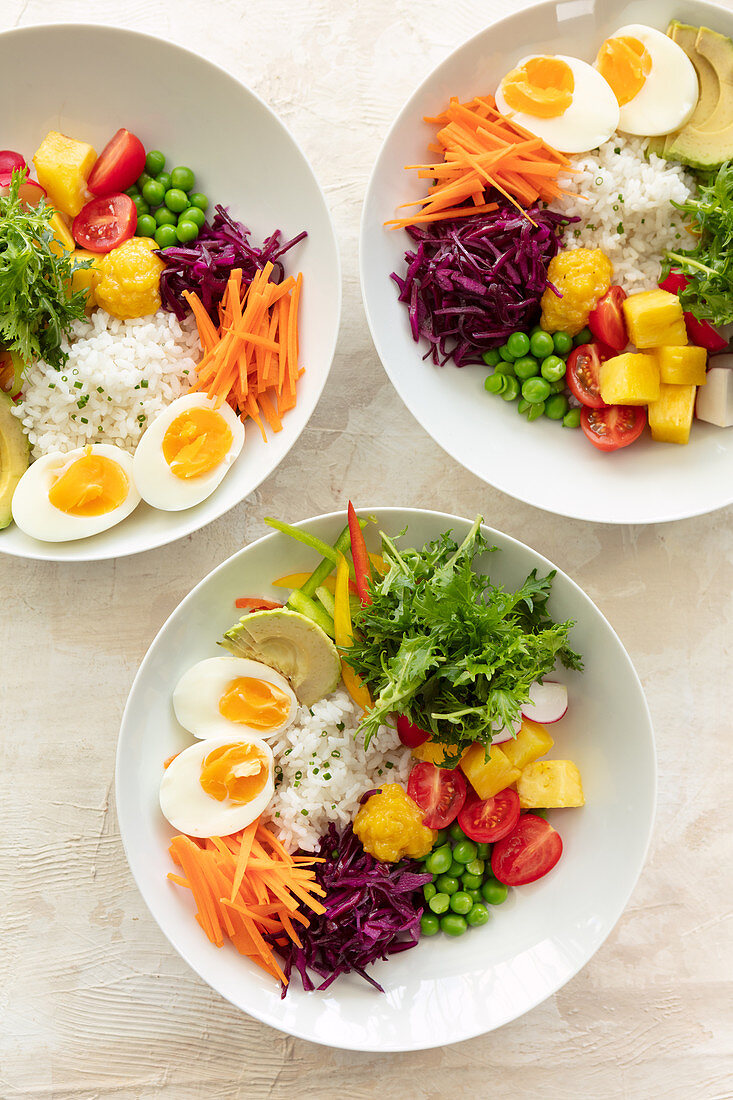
159, 734, 274, 837
11, 444, 140, 542
495, 54, 620, 153
173, 656, 298, 741
132, 393, 245, 511
603, 25, 698, 136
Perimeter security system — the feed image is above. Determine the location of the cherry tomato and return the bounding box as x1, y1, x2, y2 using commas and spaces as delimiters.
458, 788, 520, 843
396, 715, 430, 749
72, 193, 137, 253
565, 343, 607, 408
589, 285, 628, 352
407, 761, 467, 829
87, 129, 147, 197
659, 271, 687, 295
659, 272, 727, 352
491, 814, 563, 886
0, 150, 26, 175
581, 404, 646, 452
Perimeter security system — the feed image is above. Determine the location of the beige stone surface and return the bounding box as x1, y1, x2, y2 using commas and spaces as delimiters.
2, 0, 733, 1096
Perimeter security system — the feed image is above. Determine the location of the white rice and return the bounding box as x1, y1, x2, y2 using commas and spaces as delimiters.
557, 135, 695, 292
12, 309, 200, 459
265, 687, 412, 852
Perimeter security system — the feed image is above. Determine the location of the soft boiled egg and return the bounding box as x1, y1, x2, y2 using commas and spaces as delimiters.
132, 393, 244, 511
160, 734, 274, 837
173, 656, 298, 741
495, 54, 619, 153
11, 443, 140, 542
595, 25, 698, 136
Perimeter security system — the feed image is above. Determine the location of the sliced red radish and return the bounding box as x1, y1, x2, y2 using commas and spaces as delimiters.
0, 171, 46, 207
0, 150, 26, 174
521, 681, 568, 724
491, 717, 522, 744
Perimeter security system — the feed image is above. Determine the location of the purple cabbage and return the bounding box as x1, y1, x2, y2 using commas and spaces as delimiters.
158, 204, 307, 321
391, 203, 578, 367
271, 822, 431, 995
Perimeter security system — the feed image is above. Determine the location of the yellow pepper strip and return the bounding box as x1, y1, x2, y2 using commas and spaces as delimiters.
368, 553, 388, 576
272, 571, 329, 590
335, 553, 372, 711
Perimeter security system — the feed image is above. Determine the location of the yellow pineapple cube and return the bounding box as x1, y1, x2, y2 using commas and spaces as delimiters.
655, 345, 707, 386
48, 210, 75, 257
33, 131, 97, 217
599, 352, 660, 405
459, 743, 520, 800
648, 383, 696, 445
516, 760, 585, 809
622, 289, 688, 348
501, 718, 554, 771
412, 739, 465, 767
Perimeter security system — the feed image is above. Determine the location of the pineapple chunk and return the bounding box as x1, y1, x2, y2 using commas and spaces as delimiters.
501, 718, 554, 771
412, 739, 465, 767
600, 352, 660, 405
33, 131, 97, 218
459, 743, 520, 800
517, 760, 585, 809
622, 289, 688, 348
648, 383, 696, 445
49, 210, 75, 257
70, 249, 101, 311
655, 345, 707, 386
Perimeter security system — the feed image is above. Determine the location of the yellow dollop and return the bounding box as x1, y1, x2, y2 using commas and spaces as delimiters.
48, 450, 128, 516
540, 248, 613, 335
596, 36, 651, 106
353, 783, 436, 863
218, 676, 290, 731
94, 237, 165, 320
199, 742, 269, 805
501, 56, 574, 118
162, 406, 233, 479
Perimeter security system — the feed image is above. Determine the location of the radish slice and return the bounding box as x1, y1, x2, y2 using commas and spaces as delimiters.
521, 681, 568, 724
0, 150, 26, 174
491, 717, 522, 744
0, 172, 46, 207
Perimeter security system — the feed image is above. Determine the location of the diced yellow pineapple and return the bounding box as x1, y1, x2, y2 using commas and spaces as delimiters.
655, 345, 707, 386
599, 352, 660, 405
412, 739, 465, 767
501, 718, 554, 771
48, 210, 75, 257
459, 743, 520, 800
70, 249, 101, 311
622, 289, 688, 348
516, 760, 585, 809
648, 383, 696, 445
33, 131, 97, 217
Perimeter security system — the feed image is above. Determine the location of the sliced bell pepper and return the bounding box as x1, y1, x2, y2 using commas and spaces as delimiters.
271, 572, 359, 596
334, 553, 372, 711
234, 597, 283, 611
347, 501, 372, 605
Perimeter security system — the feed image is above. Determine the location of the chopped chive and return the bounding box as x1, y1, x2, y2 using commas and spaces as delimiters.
331, 750, 341, 758
301, 809, 309, 816
140, 379, 149, 388
74, 380, 83, 389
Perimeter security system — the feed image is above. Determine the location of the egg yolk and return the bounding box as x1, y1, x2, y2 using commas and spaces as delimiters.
48, 451, 128, 516
199, 742, 269, 805
162, 407, 233, 480
596, 36, 651, 106
219, 676, 290, 731
501, 56, 574, 118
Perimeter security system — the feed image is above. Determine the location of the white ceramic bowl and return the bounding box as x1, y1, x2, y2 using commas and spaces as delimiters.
0, 24, 340, 561
116, 508, 656, 1050
360, 0, 733, 524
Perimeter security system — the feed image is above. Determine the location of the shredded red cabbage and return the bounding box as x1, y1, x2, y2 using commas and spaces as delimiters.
391, 204, 577, 367
158, 204, 307, 321
272, 822, 431, 995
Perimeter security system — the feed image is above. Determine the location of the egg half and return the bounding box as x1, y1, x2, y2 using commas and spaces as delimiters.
495, 54, 619, 153
595, 25, 699, 136
132, 393, 244, 511
11, 443, 140, 542
173, 656, 298, 741
159, 734, 274, 837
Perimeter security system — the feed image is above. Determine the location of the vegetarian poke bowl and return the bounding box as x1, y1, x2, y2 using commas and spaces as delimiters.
117, 507, 656, 1050
360, 0, 733, 523
0, 24, 340, 561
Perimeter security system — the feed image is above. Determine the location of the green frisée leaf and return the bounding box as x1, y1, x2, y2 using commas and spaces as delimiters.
345, 516, 582, 752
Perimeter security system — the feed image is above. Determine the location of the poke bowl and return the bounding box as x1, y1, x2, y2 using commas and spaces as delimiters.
116, 506, 656, 1050
360, 0, 733, 524
0, 23, 340, 561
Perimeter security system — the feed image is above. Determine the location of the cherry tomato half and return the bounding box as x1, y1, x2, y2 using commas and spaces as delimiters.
566, 343, 607, 408
491, 814, 563, 886
588, 285, 628, 352
581, 404, 646, 452
0, 150, 26, 175
87, 129, 147, 197
407, 761, 467, 829
458, 788, 520, 844
396, 715, 430, 749
72, 193, 137, 253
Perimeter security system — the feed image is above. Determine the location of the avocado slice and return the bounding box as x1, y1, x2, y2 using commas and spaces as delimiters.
661, 23, 733, 169
0, 392, 29, 530
221, 608, 341, 707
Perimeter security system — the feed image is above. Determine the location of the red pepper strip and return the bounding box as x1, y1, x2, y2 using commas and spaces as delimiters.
234, 597, 284, 611
347, 501, 372, 606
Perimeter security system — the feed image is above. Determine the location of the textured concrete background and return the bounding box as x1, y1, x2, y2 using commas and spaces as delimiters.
2, 0, 732, 1096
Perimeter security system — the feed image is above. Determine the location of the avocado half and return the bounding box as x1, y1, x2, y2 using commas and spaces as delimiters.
0, 392, 29, 530
221, 608, 341, 707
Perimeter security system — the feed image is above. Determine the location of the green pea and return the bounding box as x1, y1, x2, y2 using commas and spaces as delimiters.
514, 356, 539, 380
154, 224, 178, 249
540, 355, 566, 383
574, 326, 593, 346
501, 376, 520, 402
448, 859, 464, 877
467, 888, 483, 904
176, 220, 199, 244
155, 207, 178, 227
434, 829, 449, 847
550, 380, 566, 393
136, 171, 153, 189
145, 150, 166, 176
452, 840, 478, 864
545, 393, 569, 420
527, 401, 546, 421
498, 343, 516, 362
484, 373, 506, 396
494, 361, 516, 378
467, 903, 490, 927
529, 329, 554, 360
440, 913, 468, 937
142, 179, 166, 207
179, 205, 206, 229
529, 323, 544, 337
449, 891, 473, 915
449, 822, 465, 843
428, 892, 450, 915
435, 874, 459, 896
125, 185, 140, 199
553, 330, 573, 356
481, 880, 509, 905
482, 349, 501, 367
170, 165, 195, 192
425, 844, 452, 876
506, 331, 530, 358
420, 912, 440, 936
517, 398, 531, 414
165, 188, 190, 213
465, 858, 485, 877
132, 195, 149, 216
476, 843, 490, 860
563, 407, 581, 429
156, 171, 172, 191
189, 192, 209, 211
461, 872, 483, 890
522, 377, 551, 404
423, 882, 437, 902
136, 214, 157, 238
